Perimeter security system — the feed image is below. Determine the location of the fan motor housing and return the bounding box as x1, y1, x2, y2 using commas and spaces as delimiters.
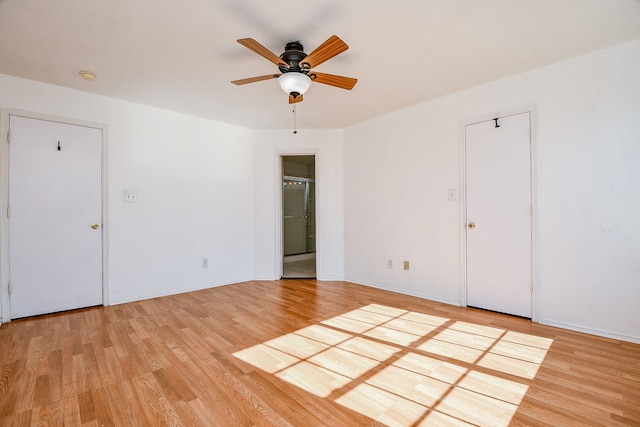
280, 41, 308, 73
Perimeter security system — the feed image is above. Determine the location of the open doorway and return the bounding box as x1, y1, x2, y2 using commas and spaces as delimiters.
282, 155, 316, 278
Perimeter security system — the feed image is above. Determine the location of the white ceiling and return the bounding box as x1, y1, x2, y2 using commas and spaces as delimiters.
1, 0, 640, 129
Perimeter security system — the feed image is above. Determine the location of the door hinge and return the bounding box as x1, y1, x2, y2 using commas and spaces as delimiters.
6, 206, 10, 219
7, 280, 11, 296
6, 130, 10, 144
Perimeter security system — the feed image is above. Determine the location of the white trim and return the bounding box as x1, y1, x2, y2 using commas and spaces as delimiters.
458, 116, 467, 308
101, 123, 110, 307
275, 150, 319, 279
108, 278, 252, 306
347, 279, 461, 307
253, 276, 279, 281
0, 111, 9, 322
538, 318, 640, 344
528, 107, 539, 323
0, 109, 109, 322
460, 107, 537, 320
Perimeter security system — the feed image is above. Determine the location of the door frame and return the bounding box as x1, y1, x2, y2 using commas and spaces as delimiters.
275, 150, 319, 279
0, 109, 109, 323
459, 108, 539, 322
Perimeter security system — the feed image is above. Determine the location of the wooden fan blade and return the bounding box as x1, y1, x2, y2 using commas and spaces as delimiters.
311, 72, 358, 90
231, 74, 279, 85
289, 94, 304, 104
302, 35, 348, 69
237, 38, 288, 67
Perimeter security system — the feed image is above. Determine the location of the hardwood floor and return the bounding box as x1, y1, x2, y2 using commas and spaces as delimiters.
0, 280, 638, 426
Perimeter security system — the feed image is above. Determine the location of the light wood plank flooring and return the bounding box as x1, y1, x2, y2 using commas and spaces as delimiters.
0, 280, 638, 426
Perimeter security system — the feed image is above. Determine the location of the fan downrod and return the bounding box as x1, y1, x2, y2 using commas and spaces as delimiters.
279, 41, 308, 74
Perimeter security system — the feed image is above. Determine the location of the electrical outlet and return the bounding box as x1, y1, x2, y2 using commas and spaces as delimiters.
201, 258, 208, 268
387, 259, 393, 269
124, 191, 137, 203
403, 261, 410, 271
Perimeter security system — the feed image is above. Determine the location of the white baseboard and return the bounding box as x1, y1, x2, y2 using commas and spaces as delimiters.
253, 276, 279, 281
108, 276, 253, 306
345, 278, 461, 307
537, 318, 640, 344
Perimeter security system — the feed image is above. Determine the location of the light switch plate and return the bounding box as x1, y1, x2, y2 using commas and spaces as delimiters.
447, 189, 457, 201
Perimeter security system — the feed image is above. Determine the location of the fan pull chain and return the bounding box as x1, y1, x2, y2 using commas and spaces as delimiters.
293, 104, 298, 134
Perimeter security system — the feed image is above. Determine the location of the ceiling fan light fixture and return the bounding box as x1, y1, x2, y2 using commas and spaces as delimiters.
233, 36, 355, 103
278, 72, 311, 96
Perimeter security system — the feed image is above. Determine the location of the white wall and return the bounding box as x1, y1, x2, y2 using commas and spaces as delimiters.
344, 40, 640, 343
1, 38, 638, 343
0, 74, 254, 313
253, 129, 344, 280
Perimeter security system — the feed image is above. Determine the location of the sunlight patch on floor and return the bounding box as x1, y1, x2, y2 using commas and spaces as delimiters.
275, 360, 351, 397
337, 336, 400, 362
233, 304, 552, 427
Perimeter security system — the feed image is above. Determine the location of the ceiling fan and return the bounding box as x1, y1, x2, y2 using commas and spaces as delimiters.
231, 35, 358, 104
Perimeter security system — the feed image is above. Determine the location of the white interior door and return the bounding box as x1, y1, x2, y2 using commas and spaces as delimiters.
465, 112, 532, 318
9, 116, 103, 318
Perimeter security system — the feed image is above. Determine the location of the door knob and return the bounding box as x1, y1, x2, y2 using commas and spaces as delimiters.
91, 223, 100, 229
468, 223, 476, 229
